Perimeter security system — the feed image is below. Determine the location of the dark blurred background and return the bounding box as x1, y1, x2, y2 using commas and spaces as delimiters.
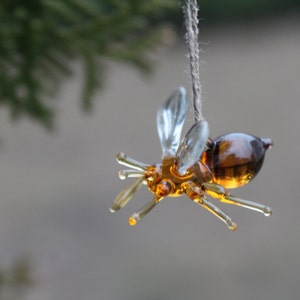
0, 1, 300, 300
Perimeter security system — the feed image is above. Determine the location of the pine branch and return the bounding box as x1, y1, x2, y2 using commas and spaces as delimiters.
0, 0, 177, 128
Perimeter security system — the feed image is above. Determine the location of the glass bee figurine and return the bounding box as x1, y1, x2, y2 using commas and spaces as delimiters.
110, 87, 272, 230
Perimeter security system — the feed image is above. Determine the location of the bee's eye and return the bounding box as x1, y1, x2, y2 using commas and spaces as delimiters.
156, 181, 172, 198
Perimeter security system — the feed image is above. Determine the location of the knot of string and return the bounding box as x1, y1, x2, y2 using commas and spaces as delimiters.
184, 0, 203, 122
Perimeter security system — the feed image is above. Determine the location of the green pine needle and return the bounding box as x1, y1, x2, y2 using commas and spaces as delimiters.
0, 0, 177, 128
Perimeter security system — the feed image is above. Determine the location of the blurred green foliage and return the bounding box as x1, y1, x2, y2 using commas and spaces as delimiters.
0, 258, 32, 300
191, 0, 300, 22
0, 0, 176, 128
0, 0, 299, 128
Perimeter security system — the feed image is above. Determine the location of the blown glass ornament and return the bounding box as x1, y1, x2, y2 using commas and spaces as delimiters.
110, 87, 272, 230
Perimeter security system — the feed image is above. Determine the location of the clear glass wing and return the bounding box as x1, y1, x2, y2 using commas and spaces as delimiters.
157, 87, 188, 158
175, 119, 209, 175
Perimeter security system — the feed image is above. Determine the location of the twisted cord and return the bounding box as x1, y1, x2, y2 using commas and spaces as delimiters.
184, 0, 203, 122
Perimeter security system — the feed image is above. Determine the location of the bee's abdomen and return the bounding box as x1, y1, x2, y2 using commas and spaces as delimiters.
201, 133, 272, 189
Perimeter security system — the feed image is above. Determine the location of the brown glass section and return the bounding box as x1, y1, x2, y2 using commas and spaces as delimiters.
201, 133, 268, 189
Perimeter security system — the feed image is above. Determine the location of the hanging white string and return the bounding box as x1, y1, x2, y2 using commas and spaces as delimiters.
184, 0, 203, 122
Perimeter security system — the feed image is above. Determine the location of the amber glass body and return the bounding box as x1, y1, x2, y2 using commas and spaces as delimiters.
201, 133, 271, 189
146, 157, 213, 198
